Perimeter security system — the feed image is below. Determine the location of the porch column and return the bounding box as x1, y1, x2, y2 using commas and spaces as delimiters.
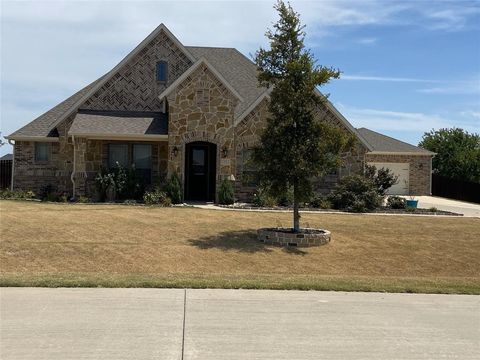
72, 137, 88, 197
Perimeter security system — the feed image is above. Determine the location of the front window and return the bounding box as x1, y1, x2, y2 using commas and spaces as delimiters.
108, 144, 129, 168
156, 61, 168, 82
35, 143, 50, 162
242, 148, 258, 186
133, 144, 152, 169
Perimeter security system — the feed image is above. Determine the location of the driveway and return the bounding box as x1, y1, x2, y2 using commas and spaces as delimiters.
412, 196, 480, 217
1, 288, 479, 360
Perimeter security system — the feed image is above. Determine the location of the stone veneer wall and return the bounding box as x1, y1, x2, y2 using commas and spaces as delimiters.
365, 153, 432, 195
233, 99, 368, 201
13, 114, 77, 194
73, 139, 168, 197
82, 30, 193, 112
166, 63, 238, 201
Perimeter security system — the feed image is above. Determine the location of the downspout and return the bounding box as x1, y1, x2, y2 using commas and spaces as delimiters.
430, 155, 434, 195
8, 139, 15, 191
71, 135, 76, 199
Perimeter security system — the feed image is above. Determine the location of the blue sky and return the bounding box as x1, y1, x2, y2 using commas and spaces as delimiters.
1, 0, 479, 156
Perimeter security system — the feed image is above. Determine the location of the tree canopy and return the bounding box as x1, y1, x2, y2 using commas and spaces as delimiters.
253, 1, 354, 231
419, 128, 480, 183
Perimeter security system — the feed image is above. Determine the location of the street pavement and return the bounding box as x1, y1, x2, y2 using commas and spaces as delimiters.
1, 288, 479, 359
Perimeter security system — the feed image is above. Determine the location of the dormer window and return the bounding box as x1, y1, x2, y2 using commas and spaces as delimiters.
156, 61, 168, 82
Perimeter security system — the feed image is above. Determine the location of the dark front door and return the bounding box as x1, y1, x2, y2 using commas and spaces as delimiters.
185, 142, 217, 201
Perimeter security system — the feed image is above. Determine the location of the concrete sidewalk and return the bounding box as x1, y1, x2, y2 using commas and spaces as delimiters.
1, 288, 479, 359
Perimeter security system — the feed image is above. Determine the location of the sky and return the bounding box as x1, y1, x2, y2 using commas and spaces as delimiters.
1, 0, 479, 156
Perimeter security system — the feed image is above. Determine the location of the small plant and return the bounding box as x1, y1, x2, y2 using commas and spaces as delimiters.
386, 196, 407, 209
39, 184, 59, 202
164, 172, 182, 204
143, 189, 171, 206
406, 206, 416, 212
252, 186, 277, 207
123, 199, 137, 205
77, 196, 91, 203
0, 189, 36, 200
218, 179, 234, 205
309, 194, 331, 209
429, 207, 438, 212
95, 167, 115, 202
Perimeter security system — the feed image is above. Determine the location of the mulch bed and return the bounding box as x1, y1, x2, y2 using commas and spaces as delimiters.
219, 204, 462, 216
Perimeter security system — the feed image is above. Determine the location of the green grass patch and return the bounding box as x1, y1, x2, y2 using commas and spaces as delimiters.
1, 273, 479, 295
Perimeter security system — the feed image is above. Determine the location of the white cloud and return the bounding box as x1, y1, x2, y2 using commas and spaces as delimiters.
356, 38, 378, 45
336, 104, 480, 134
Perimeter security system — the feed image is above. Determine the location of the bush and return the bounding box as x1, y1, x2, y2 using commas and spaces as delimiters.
309, 194, 332, 209
329, 175, 382, 212
386, 195, 406, 209
39, 184, 59, 202
218, 179, 234, 205
252, 187, 277, 207
77, 196, 91, 203
276, 187, 294, 207
95, 168, 115, 202
0, 189, 36, 200
429, 207, 438, 212
164, 173, 182, 204
143, 189, 171, 206
365, 165, 398, 196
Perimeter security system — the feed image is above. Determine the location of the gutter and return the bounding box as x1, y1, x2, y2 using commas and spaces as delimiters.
71, 135, 76, 199
8, 139, 15, 191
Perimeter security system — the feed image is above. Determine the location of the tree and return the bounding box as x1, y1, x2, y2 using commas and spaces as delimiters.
419, 128, 480, 183
253, 1, 354, 232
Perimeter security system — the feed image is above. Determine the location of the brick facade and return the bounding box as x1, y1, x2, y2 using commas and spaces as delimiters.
365, 153, 432, 195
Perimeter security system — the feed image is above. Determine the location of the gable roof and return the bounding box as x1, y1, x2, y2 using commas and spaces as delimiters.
7, 24, 193, 140
357, 127, 435, 155
186, 47, 266, 118
158, 57, 244, 102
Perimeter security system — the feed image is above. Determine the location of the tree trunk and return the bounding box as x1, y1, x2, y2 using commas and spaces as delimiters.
293, 182, 300, 232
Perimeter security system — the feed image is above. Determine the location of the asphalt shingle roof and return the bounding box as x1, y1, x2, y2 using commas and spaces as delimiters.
185, 46, 266, 118
8, 77, 104, 138
69, 111, 168, 137
357, 128, 434, 155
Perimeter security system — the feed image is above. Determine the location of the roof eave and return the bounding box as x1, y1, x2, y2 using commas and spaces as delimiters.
5, 135, 59, 142
68, 133, 168, 141
367, 150, 436, 156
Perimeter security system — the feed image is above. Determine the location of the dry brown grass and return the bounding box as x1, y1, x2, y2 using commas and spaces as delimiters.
1, 200, 479, 293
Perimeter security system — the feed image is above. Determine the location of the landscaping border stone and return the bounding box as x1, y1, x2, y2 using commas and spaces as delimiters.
257, 227, 331, 247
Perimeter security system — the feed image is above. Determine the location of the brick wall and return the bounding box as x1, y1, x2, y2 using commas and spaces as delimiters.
365, 153, 432, 195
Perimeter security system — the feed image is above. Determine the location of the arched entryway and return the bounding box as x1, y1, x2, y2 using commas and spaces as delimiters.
184, 141, 217, 201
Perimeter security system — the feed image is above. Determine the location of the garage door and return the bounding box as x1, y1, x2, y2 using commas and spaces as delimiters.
367, 162, 410, 195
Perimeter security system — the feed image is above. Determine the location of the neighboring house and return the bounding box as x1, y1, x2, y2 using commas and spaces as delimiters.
6, 24, 434, 201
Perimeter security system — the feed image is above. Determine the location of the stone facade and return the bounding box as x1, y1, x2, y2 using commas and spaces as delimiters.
166, 63, 239, 201
365, 153, 432, 195
233, 98, 369, 201
257, 228, 331, 247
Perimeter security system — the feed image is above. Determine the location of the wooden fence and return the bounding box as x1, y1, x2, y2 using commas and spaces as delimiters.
0, 160, 12, 189
432, 174, 480, 204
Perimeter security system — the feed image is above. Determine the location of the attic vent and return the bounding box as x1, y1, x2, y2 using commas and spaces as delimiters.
196, 89, 210, 107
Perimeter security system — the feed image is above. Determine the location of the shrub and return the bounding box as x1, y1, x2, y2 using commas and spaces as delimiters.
329, 175, 382, 212
77, 196, 91, 203
39, 184, 59, 202
276, 187, 294, 207
309, 194, 332, 209
95, 168, 115, 202
164, 172, 182, 204
386, 195, 406, 209
0, 189, 36, 200
365, 165, 398, 196
143, 189, 171, 206
429, 207, 438, 212
218, 179, 234, 205
252, 187, 277, 207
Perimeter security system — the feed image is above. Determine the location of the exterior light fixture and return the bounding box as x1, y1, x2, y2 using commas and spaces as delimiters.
172, 146, 179, 157
222, 146, 228, 158
228, 174, 236, 181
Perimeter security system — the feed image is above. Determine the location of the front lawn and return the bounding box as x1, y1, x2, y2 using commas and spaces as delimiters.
1, 200, 479, 294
